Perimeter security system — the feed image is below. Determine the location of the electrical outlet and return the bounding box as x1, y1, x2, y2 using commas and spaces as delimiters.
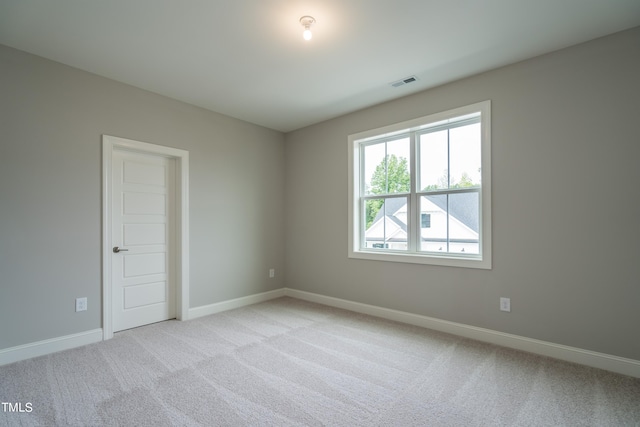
76, 297, 87, 312
269, 268, 275, 278
500, 297, 511, 312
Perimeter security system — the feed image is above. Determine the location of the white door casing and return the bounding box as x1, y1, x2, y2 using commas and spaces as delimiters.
102, 135, 189, 340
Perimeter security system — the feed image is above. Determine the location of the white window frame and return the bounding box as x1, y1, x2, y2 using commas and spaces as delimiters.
348, 100, 492, 269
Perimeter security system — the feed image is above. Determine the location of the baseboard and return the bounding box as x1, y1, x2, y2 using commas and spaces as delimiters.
188, 288, 286, 320
3, 288, 638, 378
0, 289, 286, 367
284, 288, 640, 378
0, 329, 103, 367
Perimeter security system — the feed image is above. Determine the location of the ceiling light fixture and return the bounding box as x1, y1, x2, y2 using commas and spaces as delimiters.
299, 16, 315, 41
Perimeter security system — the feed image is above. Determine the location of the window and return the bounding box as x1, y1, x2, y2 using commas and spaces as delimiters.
348, 101, 491, 269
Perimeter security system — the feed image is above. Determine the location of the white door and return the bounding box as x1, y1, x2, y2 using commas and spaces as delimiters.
111, 149, 176, 332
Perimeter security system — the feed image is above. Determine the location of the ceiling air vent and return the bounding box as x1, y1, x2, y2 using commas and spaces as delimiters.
390, 75, 419, 88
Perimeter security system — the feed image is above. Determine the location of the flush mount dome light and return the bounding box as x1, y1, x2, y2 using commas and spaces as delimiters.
300, 15, 315, 40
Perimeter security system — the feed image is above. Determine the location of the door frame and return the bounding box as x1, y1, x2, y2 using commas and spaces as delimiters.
102, 135, 189, 340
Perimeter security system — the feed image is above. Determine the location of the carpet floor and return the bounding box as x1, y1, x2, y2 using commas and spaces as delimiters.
1, 297, 639, 426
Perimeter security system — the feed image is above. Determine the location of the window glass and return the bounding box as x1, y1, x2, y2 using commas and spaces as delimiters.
364, 197, 408, 251
448, 191, 480, 255
364, 143, 386, 195
449, 123, 481, 188
419, 130, 448, 191
420, 195, 447, 252
364, 137, 410, 195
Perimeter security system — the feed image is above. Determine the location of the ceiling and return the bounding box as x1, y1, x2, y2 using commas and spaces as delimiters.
1, 1, 639, 132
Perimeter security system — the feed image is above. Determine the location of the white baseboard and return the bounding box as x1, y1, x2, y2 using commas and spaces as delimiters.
0, 329, 103, 367
0, 289, 286, 367
284, 288, 640, 378
188, 288, 286, 320
3, 288, 638, 379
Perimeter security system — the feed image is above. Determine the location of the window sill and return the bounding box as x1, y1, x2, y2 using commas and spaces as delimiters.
348, 249, 492, 269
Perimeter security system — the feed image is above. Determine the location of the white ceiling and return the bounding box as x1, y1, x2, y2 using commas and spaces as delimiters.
1, 1, 639, 132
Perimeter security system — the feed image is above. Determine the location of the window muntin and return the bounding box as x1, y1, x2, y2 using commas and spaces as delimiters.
349, 101, 491, 269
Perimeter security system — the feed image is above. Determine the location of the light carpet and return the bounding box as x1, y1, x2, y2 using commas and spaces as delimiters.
1, 297, 639, 426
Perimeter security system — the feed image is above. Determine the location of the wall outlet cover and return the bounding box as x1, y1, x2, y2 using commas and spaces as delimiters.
76, 297, 87, 312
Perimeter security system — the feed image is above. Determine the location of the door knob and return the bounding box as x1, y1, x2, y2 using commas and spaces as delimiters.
113, 246, 129, 253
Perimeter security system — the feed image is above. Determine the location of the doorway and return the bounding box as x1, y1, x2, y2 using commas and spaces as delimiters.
102, 135, 189, 340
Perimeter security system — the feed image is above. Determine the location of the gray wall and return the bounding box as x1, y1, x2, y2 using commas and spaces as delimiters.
284, 27, 640, 360
2, 27, 639, 362
0, 45, 285, 350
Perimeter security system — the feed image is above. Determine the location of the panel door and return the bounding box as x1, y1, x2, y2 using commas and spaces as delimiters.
111, 149, 175, 332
